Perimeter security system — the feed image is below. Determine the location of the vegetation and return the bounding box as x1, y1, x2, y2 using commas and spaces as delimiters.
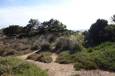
56, 51, 74, 64
85, 18, 115, 47
0, 57, 48, 76
0, 47, 17, 56
27, 52, 52, 63
1, 14, 115, 73
3, 25, 23, 37
74, 42, 115, 71
54, 37, 82, 53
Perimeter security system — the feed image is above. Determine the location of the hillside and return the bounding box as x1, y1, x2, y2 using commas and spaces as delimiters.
0, 17, 115, 76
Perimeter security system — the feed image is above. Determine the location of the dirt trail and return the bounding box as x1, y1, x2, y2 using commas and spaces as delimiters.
17, 51, 75, 76
17, 51, 115, 76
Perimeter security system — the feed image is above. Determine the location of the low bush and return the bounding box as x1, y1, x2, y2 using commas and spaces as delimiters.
31, 45, 39, 50
56, 51, 74, 64
27, 52, 52, 63
27, 53, 41, 61
74, 52, 98, 70
0, 47, 17, 56
0, 57, 48, 76
74, 42, 115, 71
54, 37, 82, 53
40, 40, 51, 51
95, 50, 115, 71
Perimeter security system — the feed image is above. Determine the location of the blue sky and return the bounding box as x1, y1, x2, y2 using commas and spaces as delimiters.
0, 0, 63, 7
0, 0, 115, 30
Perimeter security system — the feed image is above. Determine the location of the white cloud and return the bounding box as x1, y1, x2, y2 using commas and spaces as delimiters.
0, 0, 115, 30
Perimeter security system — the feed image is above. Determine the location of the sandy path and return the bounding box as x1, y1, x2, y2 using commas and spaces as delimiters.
17, 51, 75, 76
17, 51, 115, 76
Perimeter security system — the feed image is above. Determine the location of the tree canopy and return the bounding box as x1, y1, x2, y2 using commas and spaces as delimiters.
3, 19, 68, 37
86, 18, 115, 47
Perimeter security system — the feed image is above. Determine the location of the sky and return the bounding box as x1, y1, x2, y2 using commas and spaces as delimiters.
0, 0, 115, 30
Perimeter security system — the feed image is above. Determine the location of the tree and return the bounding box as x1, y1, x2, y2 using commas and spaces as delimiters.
86, 19, 108, 46
41, 19, 67, 35
111, 15, 115, 22
23, 19, 41, 33
104, 24, 115, 41
22, 19, 41, 37
3, 25, 23, 37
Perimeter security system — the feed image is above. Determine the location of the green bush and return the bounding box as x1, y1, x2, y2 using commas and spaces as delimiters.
94, 42, 115, 50
95, 50, 115, 71
74, 42, 115, 71
56, 51, 74, 64
0, 57, 48, 76
74, 52, 98, 70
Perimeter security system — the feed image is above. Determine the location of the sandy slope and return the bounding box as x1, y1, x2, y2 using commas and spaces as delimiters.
17, 51, 115, 76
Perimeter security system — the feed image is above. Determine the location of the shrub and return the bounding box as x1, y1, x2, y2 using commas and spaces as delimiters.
95, 50, 115, 71
12, 43, 30, 51
46, 34, 57, 43
0, 47, 17, 56
56, 51, 74, 64
27, 53, 41, 61
0, 57, 48, 76
74, 52, 98, 70
27, 52, 52, 63
54, 37, 82, 53
31, 45, 39, 50
40, 40, 51, 51
74, 42, 115, 71
74, 62, 84, 70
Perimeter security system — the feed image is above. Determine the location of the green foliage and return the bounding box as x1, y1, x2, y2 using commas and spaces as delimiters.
94, 45, 115, 71
42, 19, 67, 35
74, 51, 98, 70
86, 18, 115, 47
56, 51, 74, 64
74, 42, 115, 71
0, 57, 48, 76
86, 19, 108, 46
22, 19, 40, 37
3, 25, 23, 37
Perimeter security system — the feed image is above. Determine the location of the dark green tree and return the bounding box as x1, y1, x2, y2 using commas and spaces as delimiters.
22, 19, 41, 37
23, 19, 40, 33
86, 19, 108, 46
3, 25, 23, 37
41, 19, 67, 35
